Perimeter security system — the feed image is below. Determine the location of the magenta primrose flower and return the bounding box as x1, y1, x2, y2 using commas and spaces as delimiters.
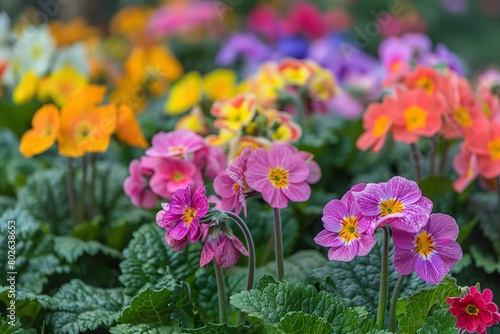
146, 129, 206, 161
156, 185, 209, 251
124, 159, 158, 209
149, 158, 203, 199
393, 213, 462, 284
314, 188, 376, 261
354, 176, 433, 232
214, 146, 252, 216
245, 144, 311, 209
200, 225, 249, 268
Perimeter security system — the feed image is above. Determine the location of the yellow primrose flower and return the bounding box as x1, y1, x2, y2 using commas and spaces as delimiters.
175, 106, 210, 136
206, 127, 237, 148
164, 72, 203, 115
203, 68, 236, 100
211, 93, 257, 132
110, 5, 153, 40
45, 65, 88, 106
306, 60, 338, 101
13, 70, 38, 104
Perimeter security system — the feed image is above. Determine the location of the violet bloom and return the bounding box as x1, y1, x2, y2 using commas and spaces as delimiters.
200, 225, 249, 268
379, 36, 412, 78
156, 185, 209, 251
214, 146, 252, 216
401, 33, 432, 60
354, 176, 433, 232
216, 33, 271, 67
393, 213, 462, 284
314, 189, 376, 261
124, 159, 158, 209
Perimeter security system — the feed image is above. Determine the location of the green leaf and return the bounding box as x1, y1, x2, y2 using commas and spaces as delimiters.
17, 168, 72, 234
0, 208, 67, 294
46, 279, 125, 334
169, 282, 203, 328
310, 239, 429, 312
118, 287, 173, 326
185, 323, 252, 334
53, 236, 123, 263
416, 308, 457, 334
230, 280, 344, 325
275, 312, 333, 334
470, 245, 500, 274
0, 317, 24, 334
468, 192, 500, 245
119, 223, 200, 296
397, 276, 460, 334
5, 157, 41, 192
110, 323, 182, 334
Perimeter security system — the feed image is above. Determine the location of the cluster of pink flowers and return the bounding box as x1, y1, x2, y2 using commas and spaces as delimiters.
156, 184, 248, 268
315, 176, 463, 284
214, 143, 320, 212
124, 129, 227, 208
446, 286, 500, 334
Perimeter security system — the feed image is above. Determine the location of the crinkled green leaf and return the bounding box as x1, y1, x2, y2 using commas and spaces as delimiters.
53, 236, 123, 263
230, 280, 344, 325
118, 287, 173, 326
416, 308, 457, 334
310, 240, 429, 312
470, 245, 500, 274
0, 208, 67, 294
169, 282, 203, 328
17, 168, 72, 234
330, 308, 379, 334
397, 276, 460, 334
274, 312, 333, 334
120, 223, 199, 296
469, 192, 500, 246
185, 322, 252, 334
5, 157, 41, 192
110, 323, 181, 334
46, 279, 125, 334
0, 287, 53, 328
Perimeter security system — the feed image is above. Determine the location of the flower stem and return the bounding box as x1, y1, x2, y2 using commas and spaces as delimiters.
439, 140, 450, 175
388, 275, 406, 332
377, 227, 390, 330
293, 92, 307, 138
225, 211, 256, 324
66, 158, 77, 225
411, 143, 422, 182
273, 208, 284, 280
429, 136, 437, 176
214, 263, 228, 324
225, 211, 256, 291
89, 153, 96, 219
79, 155, 87, 223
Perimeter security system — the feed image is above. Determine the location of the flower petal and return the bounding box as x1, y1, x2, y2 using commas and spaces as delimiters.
414, 254, 446, 284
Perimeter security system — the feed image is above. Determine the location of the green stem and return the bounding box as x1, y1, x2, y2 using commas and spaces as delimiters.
66, 158, 77, 225
225, 211, 256, 291
225, 211, 256, 324
439, 140, 450, 175
377, 227, 390, 330
273, 208, 284, 280
411, 143, 422, 182
388, 275, 405, 332
89, 153, 96, 219
429, 136, 437, 176
293, 93, 306, 138
214, 263, 228, 324
78, 155, 87, 223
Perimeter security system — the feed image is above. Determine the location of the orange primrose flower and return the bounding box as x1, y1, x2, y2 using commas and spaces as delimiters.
389, 88, 445, 144
465, 120, 500, 179
404, 66, 440, 95
356, 96, 393, 153
116, 104, 148, 149
19, 104, 60, 157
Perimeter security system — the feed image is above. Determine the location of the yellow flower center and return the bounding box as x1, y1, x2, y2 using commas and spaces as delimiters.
389, 60, 402, 73
75, 121, 94, 140
380, 198, 405, 217
453, 106, 473, 127
181, 207, 197, 226
487, 139, 500, 160
373, 115, 389, 138
338, 216, 360, 244
413, 230, 435, 258
282, 67, 310, 85
403, 106, 428, 131
465, 304, 479, 316
232, 183, 241, 192
172, 172, 184, 182
268, 167, 289, 189
416, 77, 435, 94
32, 45, 43, 59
